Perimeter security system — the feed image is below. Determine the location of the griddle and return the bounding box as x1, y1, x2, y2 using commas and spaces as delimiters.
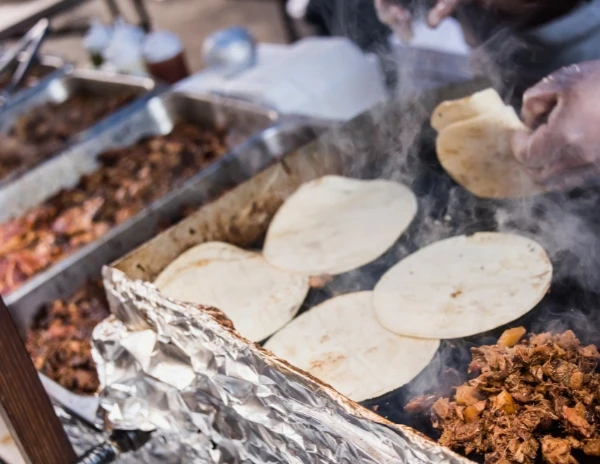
112, 78, 600, 464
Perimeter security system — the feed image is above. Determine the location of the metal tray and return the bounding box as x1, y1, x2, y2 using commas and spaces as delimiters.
108, 78, 600, 463
7, 114, 330, 425
0, 52, 69, 93
0, 68, 160, 186
3, 90, 285, 310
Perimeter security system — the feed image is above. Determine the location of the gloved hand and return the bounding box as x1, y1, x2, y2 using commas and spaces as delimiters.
374, 0, 580, 32
373, 0, 414, 42
511, 60, 600, 189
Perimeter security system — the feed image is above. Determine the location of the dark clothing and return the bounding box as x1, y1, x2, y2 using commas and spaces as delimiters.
305, 0, 392, 52
303, 0, 600, 96
459, 0, 600, 89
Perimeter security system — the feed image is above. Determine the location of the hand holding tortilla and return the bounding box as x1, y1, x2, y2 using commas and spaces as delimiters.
154, 242, 309, 342
265, 292, 440, 402
433, 88, 544, 198
263, 176, 417, 276
512, 61, 600, 189
373, 232, 552, 339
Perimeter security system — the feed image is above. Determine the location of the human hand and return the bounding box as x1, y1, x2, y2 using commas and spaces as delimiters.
427, 0, 580, 27
511, 61, 600, 189
373, 0, 414, 42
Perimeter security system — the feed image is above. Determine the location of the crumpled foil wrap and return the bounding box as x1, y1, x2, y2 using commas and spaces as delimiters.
93, 267, 473, 463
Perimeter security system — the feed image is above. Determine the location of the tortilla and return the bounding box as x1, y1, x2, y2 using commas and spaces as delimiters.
430, 88, 506, 132
154, 242, 309, 342
263, 176, 417, 276
436, 105, 544, 199
374, 232, 552, 340
265, 291, 440, 402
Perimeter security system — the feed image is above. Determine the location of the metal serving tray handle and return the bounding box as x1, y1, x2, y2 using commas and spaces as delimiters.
0, 53, 71, 111
0, 68, 160, 129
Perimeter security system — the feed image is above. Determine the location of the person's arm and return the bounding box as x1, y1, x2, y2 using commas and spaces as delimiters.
512, 60, 600, 189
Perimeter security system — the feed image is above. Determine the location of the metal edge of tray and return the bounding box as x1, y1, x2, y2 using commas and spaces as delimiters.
0, 88, 280, 222
0, 68, 158, 125
112, 78, 490, 281
0, 51, 70, 80
105, 79, 490, 461
4, 89, 284, 313
35, 53, 69, 70
0, 68, 164, 189
7, 115, 331, 418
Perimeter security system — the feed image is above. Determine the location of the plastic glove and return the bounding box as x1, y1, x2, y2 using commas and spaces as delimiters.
373, 0, 414, 42
431, 0, 581, 27
511, 61, 600, 189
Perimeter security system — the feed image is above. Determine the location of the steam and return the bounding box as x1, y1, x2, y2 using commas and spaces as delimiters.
289, 0, 600, 404
349, 0, 600, 393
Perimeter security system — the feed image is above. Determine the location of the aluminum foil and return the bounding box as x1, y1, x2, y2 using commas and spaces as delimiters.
94, 267, 474, 463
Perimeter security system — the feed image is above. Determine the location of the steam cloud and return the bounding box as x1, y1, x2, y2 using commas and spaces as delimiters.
325, 0, 600, 400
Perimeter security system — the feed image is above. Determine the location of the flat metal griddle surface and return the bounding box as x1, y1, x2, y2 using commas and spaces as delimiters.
113, 79, 600, 463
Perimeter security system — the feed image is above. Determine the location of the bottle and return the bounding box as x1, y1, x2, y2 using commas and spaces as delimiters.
103, 18, 147, 75
142, 30, 189, 83
83, 19, 112, 67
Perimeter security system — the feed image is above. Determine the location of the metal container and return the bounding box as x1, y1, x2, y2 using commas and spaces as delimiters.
0, 52, 69, 92
3, 90, 292, 313
0, 68, 160, 187
111, 79, 487, 282
6, 92, 329, 422
101, 78, 513, 463
102, 74, 600, 463
393, 46, 472, 91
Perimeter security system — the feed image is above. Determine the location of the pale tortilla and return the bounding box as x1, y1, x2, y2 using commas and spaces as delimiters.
430, 88, 505, 132
374, 232, 552, 340
265, 291, 440, 402
154, 242, 309, 342
436, 106, 544, 199
263, 176, 417, 276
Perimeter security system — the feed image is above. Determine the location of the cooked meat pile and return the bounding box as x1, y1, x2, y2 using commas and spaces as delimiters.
406, 328, 600, 464
25, 281, 109, 394
0, 123, 228, 294
0, 89, 136, 181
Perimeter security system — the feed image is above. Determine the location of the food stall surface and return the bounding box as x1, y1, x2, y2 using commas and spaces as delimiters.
0, 0, 84, 40
94, 75, 600, 464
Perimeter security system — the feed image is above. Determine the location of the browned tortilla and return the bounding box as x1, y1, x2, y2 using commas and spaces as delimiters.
435, 106, 545, 199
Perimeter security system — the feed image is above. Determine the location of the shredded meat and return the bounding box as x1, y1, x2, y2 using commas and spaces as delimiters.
0, 89, 136, 181
25, 281, 110, 394
406, 328, 600, 464
0, 122, 228, 294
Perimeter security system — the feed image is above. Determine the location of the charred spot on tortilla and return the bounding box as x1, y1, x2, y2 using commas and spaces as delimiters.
265, 291, 440, 402
374, 232, 552, 340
